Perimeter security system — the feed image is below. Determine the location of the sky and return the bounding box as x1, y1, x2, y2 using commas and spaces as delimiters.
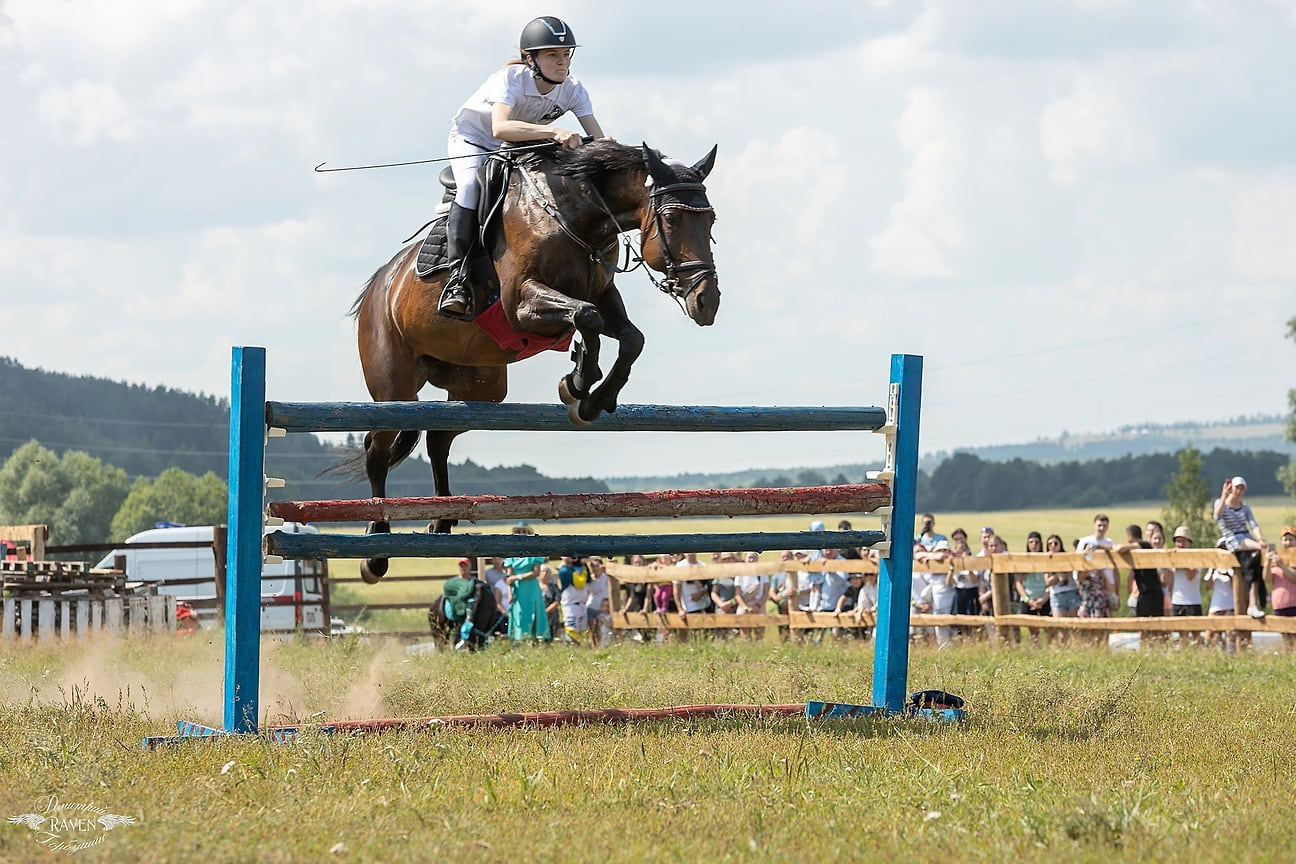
2, 0, 1294, 480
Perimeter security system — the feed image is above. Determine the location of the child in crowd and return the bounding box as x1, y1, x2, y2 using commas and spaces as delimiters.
559, 560, 591, 644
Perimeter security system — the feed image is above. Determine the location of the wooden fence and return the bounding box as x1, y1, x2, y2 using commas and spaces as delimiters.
606, 548, 1296, 638
1, 523, 330, 639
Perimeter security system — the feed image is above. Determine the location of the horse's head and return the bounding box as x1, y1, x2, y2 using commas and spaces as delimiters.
640, 144, 720, 326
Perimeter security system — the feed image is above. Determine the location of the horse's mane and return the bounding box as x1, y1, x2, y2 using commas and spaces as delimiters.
548, 140, 646, 181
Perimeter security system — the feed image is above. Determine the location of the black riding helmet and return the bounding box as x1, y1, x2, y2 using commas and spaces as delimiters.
519, 16, 579, 53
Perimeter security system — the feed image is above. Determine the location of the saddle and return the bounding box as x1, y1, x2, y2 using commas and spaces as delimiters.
414, 148, 545, 290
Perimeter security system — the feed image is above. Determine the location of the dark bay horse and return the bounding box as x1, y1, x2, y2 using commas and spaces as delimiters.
349, 141, 720, 583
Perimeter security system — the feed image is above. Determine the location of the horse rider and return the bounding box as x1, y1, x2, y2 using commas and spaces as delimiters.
439, 15, 606, 319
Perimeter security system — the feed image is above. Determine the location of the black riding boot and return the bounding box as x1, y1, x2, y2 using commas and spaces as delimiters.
438, 202, 478, 319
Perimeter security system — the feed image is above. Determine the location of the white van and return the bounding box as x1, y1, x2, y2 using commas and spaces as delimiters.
95, 523, 328, 633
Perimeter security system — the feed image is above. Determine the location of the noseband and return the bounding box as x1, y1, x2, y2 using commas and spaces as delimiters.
644, 180, 717, 304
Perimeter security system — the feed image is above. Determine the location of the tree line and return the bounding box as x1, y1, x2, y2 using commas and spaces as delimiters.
915, 448, 1289, 512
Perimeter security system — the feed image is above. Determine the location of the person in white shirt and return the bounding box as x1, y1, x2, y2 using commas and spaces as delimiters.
439, 15, 606, 317
1168, 526, 1203, 646
672, 552, 709, 641
1075, 513, 1118, 618
916, 513, 948, 551
560, 565, 592, 644
585, 556, 611, 645
483, 556, 510, 635
1204, 537, 1237, 651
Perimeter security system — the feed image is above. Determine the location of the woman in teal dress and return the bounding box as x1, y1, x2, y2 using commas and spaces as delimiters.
505, 556, 550, 641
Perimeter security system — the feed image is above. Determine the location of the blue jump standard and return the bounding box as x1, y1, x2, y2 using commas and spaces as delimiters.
266, 529, 888, 560
264, 401, 889, 434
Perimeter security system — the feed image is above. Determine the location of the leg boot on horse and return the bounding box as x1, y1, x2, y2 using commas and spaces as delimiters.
438, 202, 479, 320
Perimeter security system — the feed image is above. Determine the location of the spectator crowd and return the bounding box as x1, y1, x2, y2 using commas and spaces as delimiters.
444, 477, 1296, 652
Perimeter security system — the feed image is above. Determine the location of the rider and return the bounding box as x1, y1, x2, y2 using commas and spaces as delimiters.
438, 15, 606, 319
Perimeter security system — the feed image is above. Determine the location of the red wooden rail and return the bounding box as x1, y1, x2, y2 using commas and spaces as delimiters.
267, 483, 891, 524
281, 703, 806, 733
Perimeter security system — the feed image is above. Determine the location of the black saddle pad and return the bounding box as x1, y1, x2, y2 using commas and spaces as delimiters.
414, 213, 451, 279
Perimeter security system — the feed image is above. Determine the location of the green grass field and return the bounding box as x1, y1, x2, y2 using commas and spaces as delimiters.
1, 635, 1293, 863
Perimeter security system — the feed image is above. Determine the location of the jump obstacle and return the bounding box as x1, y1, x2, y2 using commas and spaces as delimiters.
144, 347, 962, 748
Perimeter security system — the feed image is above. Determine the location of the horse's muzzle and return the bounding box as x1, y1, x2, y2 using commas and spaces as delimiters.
686, 274, 720, 326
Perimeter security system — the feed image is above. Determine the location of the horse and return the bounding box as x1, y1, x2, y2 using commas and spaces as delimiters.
348, 140, 720, 584
426, 577, 501, 651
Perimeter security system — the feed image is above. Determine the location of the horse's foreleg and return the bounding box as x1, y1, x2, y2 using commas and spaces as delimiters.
511, 278, 606, 423
560, 336, 603, 404
580, 285, 644, 418
426, 430, 461, 534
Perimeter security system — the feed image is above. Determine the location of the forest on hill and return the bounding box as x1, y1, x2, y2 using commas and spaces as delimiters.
0, 358, 608, 498
2, 357, 1291, 516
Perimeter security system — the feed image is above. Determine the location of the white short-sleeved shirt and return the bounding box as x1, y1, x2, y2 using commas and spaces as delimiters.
451, 65, 594, 147
561, 583, 591, 629
585, 571, 610, 612
484, 566, 510, 606
1075, 535, 1116, 585
1171, 568, 1203, 606
1206, 569, 1234, 612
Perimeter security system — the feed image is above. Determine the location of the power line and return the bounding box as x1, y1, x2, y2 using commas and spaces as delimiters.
0, 408, 227, 429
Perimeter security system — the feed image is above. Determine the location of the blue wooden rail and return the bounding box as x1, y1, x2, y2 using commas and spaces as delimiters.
266, 529, 888, 561
264, 401, 888, 434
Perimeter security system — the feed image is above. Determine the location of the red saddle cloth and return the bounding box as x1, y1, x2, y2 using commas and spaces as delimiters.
474, 300, 574, 361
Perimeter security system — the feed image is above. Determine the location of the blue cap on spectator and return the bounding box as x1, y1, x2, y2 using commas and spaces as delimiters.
810, 520, 826, 531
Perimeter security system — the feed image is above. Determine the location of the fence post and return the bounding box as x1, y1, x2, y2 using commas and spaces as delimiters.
873, 354, 922, 714
991, 571, 1011, 644
225, 347, 266, 734
213, 524, 228, 625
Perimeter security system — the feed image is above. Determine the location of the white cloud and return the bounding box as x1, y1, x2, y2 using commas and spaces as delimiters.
1039, 71, 1155, 185
1228, 176, 1296, 282
868, 88, 964, 279
37, 79, 137, 145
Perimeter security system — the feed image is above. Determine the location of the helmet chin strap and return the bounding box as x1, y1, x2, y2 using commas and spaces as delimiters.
525, 53, 566, 87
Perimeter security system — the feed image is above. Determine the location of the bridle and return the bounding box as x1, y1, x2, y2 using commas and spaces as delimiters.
640, 178, 718, 306
508, 149, 716, 308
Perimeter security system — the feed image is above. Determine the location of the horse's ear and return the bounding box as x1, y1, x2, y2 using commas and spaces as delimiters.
641, 143, 676, 187
692, 145, 718, 181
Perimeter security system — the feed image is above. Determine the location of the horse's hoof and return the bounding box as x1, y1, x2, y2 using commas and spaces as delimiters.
360, 558, 388, 584
558, 375, 582, 406
567, 401, 592, 427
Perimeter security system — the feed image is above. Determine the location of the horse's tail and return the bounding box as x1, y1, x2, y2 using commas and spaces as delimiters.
318, 430, 422, 483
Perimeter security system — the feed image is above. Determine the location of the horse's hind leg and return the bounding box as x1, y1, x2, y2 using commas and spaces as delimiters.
425, 362, 507, 533
425, 430, 461, 534
359, 429, 420, 584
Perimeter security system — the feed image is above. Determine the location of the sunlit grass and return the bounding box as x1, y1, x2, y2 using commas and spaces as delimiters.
2, 636, 1293, 862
